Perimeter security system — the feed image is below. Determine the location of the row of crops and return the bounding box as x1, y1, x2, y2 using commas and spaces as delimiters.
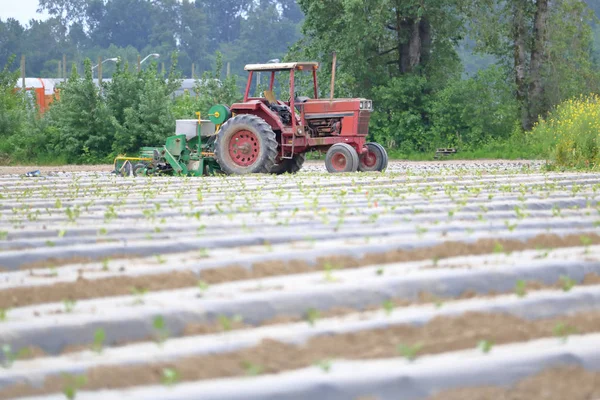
0, 161, 599, 399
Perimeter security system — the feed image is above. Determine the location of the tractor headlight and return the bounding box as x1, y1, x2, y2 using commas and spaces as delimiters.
360, 101, 365, 110
367, 100, 372, 110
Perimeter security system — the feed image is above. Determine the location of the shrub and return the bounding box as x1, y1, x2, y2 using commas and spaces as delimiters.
0, 56, 27, 140
46, 60, 115, 163
530, 94, 600, 168
430, 66, 519, 149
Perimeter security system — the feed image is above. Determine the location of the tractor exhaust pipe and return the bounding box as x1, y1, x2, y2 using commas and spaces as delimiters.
329, 51, 337, 103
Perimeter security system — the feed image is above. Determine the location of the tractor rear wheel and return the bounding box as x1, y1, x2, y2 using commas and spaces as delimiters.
268, 153, 306, 174
358, 142, 388, 172
325, 143, 359, 173
215, 114, 278, 175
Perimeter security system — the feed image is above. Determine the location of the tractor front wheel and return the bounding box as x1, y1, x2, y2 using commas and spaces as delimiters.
215, 114, 278, 175
358, 142, 388, 172
325, 143, 359, 173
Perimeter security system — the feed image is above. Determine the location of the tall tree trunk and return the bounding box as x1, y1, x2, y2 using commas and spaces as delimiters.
512, 0, 528, 130
408, 20, 422, 68
527, 0, 549, 129
419, 19, 431, 66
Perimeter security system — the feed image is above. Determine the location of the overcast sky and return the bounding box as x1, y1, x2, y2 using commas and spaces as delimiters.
0, 0, 49, 25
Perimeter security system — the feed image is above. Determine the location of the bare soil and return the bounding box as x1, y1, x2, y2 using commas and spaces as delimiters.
425, 366, 600, 400
1, 310, 598, 399
3, 232, 599, 309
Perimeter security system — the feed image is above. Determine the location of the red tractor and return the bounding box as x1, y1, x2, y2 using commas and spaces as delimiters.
214, 62, 388, 174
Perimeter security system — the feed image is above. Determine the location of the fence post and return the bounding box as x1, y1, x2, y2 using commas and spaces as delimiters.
227, 62, 231, 77
191, 63, 195, 78
20, 55, 25, 92
98, 56, 102, 87
137, 55, 141, 73
58, 60, 62, 78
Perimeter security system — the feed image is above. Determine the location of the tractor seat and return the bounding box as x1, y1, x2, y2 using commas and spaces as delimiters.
263, 90, 288, 111
264, 90, 292, 125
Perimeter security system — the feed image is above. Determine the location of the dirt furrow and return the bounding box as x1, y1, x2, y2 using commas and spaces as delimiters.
1, 310, 598, 399
2, 232, 599, 309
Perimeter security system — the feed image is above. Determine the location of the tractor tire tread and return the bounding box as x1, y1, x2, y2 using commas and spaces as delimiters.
215, 114, 278, 175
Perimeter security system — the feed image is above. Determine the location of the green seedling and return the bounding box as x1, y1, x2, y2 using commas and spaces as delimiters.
263, 240, 273, 252
101, 258, 110, 271
376, 267, 385, 276
315, 359, 332, 373
162, 368, 180, 386
553, 322, 577, 343
536, 246, 551, 259
63, 299, 76, 313
504, 220, 517, 232
1, 345, 30, 368
415, 226, 428, 237
478, 340, 494, 354
98, 227, 108, 235
49, 267, 58, 277
396, 342, 423, 362
153, 315, 170, 345
197, 280, 209, 296
323, 261, 339, 282
382, 300, 395, 316
580, 235, 593, 254
62, 374, 87, 400
305, 308, 320, 326
0, 308, 7, 321
0, 231, 7, 240
559, 275, 576, 292
155, 255, 166, 264
217, 314, 243, 331
493, 242, 504, 254
45, 240, 56, 247
552, 205, 562, 217
58, 229, 67, 238
515, 280, 527, 298
198, 248, 209, 258
242, 360, 263, 376
130, 287, 148, 305
92, 328, 106, 354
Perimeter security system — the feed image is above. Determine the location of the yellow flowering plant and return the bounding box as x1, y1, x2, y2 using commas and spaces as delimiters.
530, 94, 600, 169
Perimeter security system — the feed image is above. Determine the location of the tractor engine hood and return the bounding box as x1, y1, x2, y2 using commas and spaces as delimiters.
301, 98, 374, 114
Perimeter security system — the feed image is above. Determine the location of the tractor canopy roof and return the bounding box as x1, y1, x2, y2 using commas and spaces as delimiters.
244, 62, 319, 72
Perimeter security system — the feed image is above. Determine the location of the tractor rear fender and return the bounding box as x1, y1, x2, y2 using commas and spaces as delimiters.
230, 100, 290, 132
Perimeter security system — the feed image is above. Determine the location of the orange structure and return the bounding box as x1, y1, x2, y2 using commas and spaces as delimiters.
15, 78, 60, 113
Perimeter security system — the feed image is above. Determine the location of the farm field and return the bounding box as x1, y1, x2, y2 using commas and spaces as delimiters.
1, 160, 600, 399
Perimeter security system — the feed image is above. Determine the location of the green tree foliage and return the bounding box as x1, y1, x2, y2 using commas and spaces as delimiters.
297, 0, 468, 151
112, 55, 182, 155
430, 66, 519, 149
0, 56, 27, 139
8, 0, 304, 79
469, 0, 598, 129
46, 59, 114, 162
172, 52, 240, 119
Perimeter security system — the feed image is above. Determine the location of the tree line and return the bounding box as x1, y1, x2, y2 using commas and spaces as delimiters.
0, 0, 303, 78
